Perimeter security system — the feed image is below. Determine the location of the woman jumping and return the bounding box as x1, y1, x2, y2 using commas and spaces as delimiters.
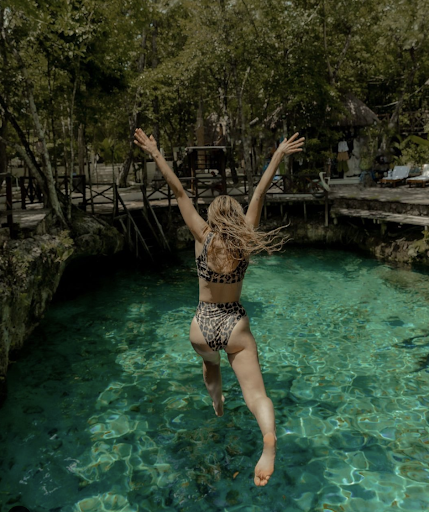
134, 129, 304, 486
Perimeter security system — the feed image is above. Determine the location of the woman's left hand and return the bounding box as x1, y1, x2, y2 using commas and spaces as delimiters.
134, 129, 159, 157
276, 132, 305, 157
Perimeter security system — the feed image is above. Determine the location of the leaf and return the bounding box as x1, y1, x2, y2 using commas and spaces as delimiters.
409, 136, 429, 148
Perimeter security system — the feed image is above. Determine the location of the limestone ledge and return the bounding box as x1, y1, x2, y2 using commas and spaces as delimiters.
271, 216, 429, 267
0, 216, 124, 405
175, 216, 429, 267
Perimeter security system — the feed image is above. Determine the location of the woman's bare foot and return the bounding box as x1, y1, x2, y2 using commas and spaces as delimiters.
254, 432, 276, 486
213, 395, 225, 417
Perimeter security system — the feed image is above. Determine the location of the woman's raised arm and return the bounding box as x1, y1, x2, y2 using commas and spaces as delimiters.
246, 133, 305, 229
134, 129, 208, 242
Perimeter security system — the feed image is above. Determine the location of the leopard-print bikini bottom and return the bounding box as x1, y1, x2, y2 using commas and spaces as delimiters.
195, 301, 247, 351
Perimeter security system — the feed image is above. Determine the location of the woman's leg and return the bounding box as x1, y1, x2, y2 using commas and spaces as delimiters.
190, 317, 224, 416
226, 317, 276, 486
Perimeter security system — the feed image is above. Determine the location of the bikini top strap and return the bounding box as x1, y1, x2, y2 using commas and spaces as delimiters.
201, 231, 214, 261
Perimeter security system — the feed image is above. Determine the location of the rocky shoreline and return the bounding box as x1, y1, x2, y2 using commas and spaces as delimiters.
0, 214, 124, 406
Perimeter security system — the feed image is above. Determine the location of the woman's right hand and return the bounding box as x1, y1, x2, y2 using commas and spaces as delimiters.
276, 133, 305, 157
134, 129, 159, 157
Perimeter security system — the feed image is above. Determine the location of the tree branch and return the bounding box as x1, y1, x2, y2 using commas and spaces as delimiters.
389, 47, 419, 129
0, 92, 45, 186
0, 135, 42, 178
240, 0, 259, 37
323, 0, 334, 84
333, 29, 353, 82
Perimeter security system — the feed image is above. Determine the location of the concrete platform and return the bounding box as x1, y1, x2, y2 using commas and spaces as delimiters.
331, 207, 429, 228
0, 203, 50, 233
329, 185, 429, 206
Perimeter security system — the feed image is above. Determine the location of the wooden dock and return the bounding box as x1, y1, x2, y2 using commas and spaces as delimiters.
3, 174, 429, 244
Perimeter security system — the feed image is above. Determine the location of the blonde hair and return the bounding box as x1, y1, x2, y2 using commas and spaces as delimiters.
207, 195, 287, 262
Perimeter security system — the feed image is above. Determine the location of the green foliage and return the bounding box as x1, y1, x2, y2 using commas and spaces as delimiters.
392, 135, 429, 166
97, 138, 127, 164
1, 0, 429, 177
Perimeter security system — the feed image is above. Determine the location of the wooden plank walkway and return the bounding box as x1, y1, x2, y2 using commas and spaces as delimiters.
3, 182, 429, 238
0, 204, 50, 232
331, 207, 429, 228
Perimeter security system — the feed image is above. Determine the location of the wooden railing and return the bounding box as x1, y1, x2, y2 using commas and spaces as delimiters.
18, 175, 91, 211
56, 175, 87, 210
267, 174, 325, 195
0, 173, 14, 234
146, 172, 324, 208
113, 184, 171, 259
147, 175, 251, 207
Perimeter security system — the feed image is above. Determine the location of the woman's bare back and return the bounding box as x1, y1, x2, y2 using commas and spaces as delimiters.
195, 234, 246, 303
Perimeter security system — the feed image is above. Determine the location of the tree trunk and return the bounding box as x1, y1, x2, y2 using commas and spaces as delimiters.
0, 94, 46, 192
234, 64, 253, 199
10, 48, 66, 224
388, 48, 418, 133
0, 8, 7, 188
47, 59, 58, 178
118, 29, 147, 188
78, 123, 85, 175
388, 78, 416, 131
0, 118, 7, 186
323, 0, 352, 86
67, 71, 79, 221
61, 116, 69, 176
152, 21, 160, 145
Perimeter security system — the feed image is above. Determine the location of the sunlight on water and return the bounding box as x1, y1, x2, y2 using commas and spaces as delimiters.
1, 249, 429, 512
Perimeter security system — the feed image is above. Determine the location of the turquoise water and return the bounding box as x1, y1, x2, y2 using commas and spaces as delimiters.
1, 249, 429, 512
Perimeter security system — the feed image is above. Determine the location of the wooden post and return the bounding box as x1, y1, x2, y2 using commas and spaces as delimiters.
82, 175, 87, 211
220, 149, 227, 194
127, 215, 131, 247
28, 175, 35, 203
194, 176, 199, 213
167, 184, 172, 223
190, 149, 196, 194
64, 174, 69, 202
20, 177, 26, 209
113, 183, 119, 218
88, 151, 95, 214
324, 195, 329, 227
6, 175, 13, 231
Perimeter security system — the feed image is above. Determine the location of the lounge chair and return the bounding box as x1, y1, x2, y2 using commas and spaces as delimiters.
380, 166, 410, 187
406, 164, 429, 188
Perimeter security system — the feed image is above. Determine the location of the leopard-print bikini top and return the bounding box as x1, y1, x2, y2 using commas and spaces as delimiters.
196, 231, 249, 284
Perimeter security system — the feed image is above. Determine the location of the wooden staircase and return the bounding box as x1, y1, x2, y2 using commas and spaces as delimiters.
113, 185, 170, 260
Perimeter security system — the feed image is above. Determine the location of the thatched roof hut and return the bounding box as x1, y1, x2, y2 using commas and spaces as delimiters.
336, 93, 379, 127
260, 93, 378, 131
